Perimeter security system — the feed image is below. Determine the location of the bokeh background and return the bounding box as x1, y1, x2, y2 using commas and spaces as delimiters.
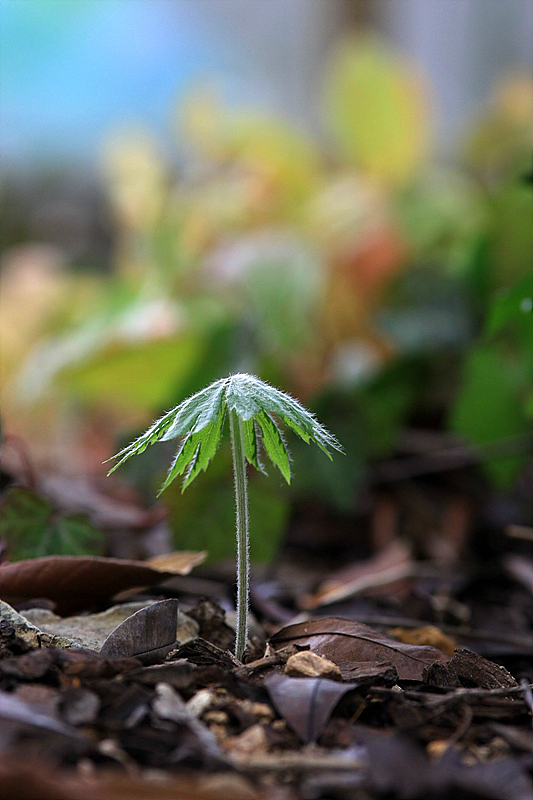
1, 0, 532, 563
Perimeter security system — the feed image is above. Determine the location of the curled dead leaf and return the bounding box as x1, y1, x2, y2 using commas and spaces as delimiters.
100, 598, 179, 664
265, 672, 357, 743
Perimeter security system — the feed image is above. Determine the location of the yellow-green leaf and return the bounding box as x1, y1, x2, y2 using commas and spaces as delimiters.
61, 335, 202, 413
325, 36, 429, 185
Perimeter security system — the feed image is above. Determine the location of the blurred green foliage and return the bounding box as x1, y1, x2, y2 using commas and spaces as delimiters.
0, 487, 104, 561
3, 36, 532, 561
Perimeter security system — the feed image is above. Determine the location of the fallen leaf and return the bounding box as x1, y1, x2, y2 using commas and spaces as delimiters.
300, 540, 413, 609
0, 689, 90, 750
270, 618, 450, 680
151, 682, 225, 765
0, 555, 178, 615
58, 687, 101, 727
100, 599, 179, 664
445, 648, 518, 689
40, 474, 165, 531
147, 551, 207, 574
352, 729, 533, 800
22, 600, 189, 652
0, 755, 262, 800
265, 673, 356, 743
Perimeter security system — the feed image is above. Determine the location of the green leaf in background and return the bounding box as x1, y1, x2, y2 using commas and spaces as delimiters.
60, 334, 203, 413
396, 168, 488, 276
325, 35, 429, 185
239, 237, 324, 352
359, 360, 419, 458
487, 274, 533, 348
0, 487, 104, 561
47, 514, 104, 558
449, 344, 531, 488
490, 181, 533, 287
182, 91, 320, 206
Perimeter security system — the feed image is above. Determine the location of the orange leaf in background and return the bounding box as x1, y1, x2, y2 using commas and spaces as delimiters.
388, 625, 456, 658
337, 225, 406, 299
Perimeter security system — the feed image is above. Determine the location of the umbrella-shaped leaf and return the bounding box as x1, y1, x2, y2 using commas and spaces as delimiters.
108, 373, 342, 491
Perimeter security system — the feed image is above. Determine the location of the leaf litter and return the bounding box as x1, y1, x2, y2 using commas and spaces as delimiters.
1, 470, 533, 797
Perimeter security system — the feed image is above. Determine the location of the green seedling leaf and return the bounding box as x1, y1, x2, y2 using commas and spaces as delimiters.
242, 418, 266, 474
160, 407, 226, 493
108, 373, 342, 492
255, 410, 291, 483
108, 373, 342, 660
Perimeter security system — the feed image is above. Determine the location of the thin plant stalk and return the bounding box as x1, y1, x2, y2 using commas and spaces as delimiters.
229, 408, 249, 661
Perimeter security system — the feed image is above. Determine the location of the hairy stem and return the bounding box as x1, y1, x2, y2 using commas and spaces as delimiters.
229, 407, 249, 661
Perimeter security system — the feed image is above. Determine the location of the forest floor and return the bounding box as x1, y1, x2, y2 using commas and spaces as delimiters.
1, 445, 533, 800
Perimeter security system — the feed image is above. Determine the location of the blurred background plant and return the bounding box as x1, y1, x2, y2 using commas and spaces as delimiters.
1, 1, 531, 563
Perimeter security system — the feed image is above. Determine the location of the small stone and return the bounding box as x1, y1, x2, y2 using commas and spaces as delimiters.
284, 650, 343, 680
224, 723, 268, 759
203, 710, 229, 725
186, 688, 218, 718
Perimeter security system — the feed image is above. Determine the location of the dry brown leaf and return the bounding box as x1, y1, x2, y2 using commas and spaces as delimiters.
0, 556, 177, 616
147, 551, 207, 574
270, 618, 450, 680
300, 540, 413, 609
265, 672, 356, 743
0, 757, 262, 800
99, 599, 179, 664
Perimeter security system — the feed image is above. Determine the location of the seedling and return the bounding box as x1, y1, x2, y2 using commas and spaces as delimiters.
107, 373, 342, 660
